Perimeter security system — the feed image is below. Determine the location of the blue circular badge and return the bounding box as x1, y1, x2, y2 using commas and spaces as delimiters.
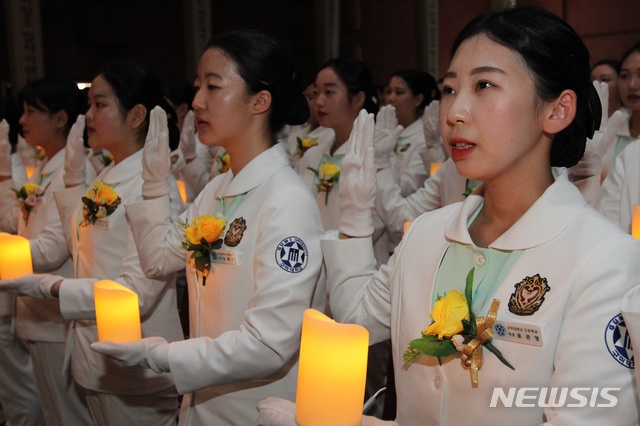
494, 323, 506, 337
275, 236, 308, 273
604, 313, 634, 369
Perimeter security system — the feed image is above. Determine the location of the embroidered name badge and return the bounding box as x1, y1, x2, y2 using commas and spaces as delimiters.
493, 321, 544, 347
224, 217, 246, 247
211, 249, 243, 265
275, 236, 308, 273
508, 274, 550, 316
92, 218, 111, 231
604, 313, 634, 369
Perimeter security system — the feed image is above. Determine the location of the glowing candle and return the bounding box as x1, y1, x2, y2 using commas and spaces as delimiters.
295, 309, 369, 426
94, 280, 141, 342
176, 179, 187, 204
430, 161, 442, 176
24, 165, 35, 179
632, 205, 640, 240
0, 234, 33, 278
404, 220, 412, 233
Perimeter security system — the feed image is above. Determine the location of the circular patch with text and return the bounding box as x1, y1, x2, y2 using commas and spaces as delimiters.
275, 236, 308, 273
604, 313, 634, 369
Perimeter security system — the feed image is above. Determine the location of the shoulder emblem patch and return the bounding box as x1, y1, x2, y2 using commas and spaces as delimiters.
604, 313, 634, 369
275, 236, 308, 273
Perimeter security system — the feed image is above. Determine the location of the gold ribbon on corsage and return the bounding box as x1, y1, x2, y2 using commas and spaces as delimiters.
462, 299, 500, 385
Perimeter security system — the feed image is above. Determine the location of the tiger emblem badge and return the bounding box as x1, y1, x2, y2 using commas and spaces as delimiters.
224, 217, 246, 247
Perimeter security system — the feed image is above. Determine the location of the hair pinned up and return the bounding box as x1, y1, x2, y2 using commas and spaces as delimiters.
205, 29, 309, 142
451, 5, 597, 168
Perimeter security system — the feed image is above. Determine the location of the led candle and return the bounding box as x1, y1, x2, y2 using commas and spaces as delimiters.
404, 220, 412, 233
94, 280, 142, 342
430, 161, 442, 176
632, 205, 640, 240
25, 165, 35, 179
176, 179, 187, 204
295, 309, 369, 426
0, 233, 33, 278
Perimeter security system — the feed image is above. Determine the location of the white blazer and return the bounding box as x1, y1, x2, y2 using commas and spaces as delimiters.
53, 149, 184, 395
125, 143, 325, 425
599, 140, 640, 234
393, 118, 428, 197
323, 169, 640, 425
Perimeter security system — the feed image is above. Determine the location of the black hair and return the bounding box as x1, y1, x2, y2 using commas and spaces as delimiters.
591, 59, 621, 75
17, 77, 86, 135
99, 61, 180, 151
451, 5, 599, 168
205, 29, 309, 143
620, 42, 640, 66
389, 69, 438, 113
162, 78, 195, 110
319, 58, 379, 115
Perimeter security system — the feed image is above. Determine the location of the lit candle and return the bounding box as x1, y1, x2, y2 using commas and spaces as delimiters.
176, 179, 187, 204
25, 165, 35, 179
430, 161, 442, 176
404, 220, 412, 233
295, 309, 369, 426
94, 280, 142, 342
0, 234, 33, 278
632, 205, 640, 240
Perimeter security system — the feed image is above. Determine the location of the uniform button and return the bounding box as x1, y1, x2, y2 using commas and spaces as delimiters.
476, 254, 485, 266
434, 376, 441, 389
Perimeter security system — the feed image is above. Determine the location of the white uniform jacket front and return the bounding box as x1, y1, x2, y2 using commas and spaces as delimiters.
323, 169, 640, 425
375, 157, 467, 239
393, 118, 428, 197
125, 143, 325, 425
53, 149, 184, 395
599, 140, 640, 234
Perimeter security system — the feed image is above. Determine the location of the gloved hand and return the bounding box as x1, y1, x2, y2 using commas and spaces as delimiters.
0, 119, 12, 177
373, 105, 403, 170
90, 336, 170, 374
569, 135, 602, 179
593, 80, 609, 130
257, 397, 399, 426
422, 100, 440, 147
63, 115, 87, 187
180, 110, 197, 162
141, 106, 171, 198
338, 109, 376, 238
0, 273, 63, 298
17, 135, 37, 168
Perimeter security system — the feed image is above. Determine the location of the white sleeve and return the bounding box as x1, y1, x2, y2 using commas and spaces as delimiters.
598, 152, 627, 231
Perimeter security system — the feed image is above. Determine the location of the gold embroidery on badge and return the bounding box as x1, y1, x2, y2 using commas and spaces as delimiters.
508, 275, 550, 316
224, 217, 246, 247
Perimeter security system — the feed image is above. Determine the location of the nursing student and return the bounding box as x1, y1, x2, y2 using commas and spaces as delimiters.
320, 6, 639, 425
89, 30, 325, 425
0, 61, 185, 425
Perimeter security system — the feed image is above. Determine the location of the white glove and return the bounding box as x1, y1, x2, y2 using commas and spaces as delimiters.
0, 273, 62, 298
257, 397, 296, 426
90, 336, 170, 374
569, 136, 602, 178
180, 110, 197, 162
256, 397, 399, 426
422, 100, 441, 147
593, 80, 608, 130
141, 106, 171, 198
17, 135, 37, 167
339, 109, 376, 238
0, 119, 12, 177
373, 106, 403, 170
63, 115, 87, 186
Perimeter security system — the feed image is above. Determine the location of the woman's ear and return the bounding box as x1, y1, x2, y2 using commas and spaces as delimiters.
128, 104, 148, 129
352, 91, 366, 111
543, 90, 576, 135
53, 110, 69, 130
251, 90, 272, 115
